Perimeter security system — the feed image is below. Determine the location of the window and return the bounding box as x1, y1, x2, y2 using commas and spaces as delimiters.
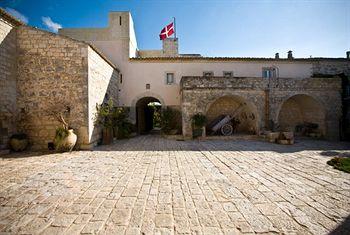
166, 73, 175, 85
345, 85, 350, 97
146, 83, 150, 89
223, 71, 233, 78
119, 16, 122, 25
262, 67, 276, 78
120, 74, 123, 84
203, 71, 214, 77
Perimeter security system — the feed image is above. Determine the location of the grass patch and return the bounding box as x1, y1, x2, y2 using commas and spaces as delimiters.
327, 157, 350, 173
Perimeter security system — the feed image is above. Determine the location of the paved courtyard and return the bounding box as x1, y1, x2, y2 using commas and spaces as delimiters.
0, 136, 349, 235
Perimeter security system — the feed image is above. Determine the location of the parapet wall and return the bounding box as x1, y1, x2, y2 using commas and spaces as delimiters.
312, 60, 350, 76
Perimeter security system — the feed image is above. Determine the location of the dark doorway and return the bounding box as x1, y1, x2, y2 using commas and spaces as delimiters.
136, 97, 162, 134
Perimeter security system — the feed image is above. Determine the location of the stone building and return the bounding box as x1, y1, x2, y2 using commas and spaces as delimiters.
1, 9, 349, 150
0, 9, 119, 150
60, 11, 349, 141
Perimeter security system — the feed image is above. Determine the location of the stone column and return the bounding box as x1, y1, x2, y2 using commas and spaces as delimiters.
181, 105, 193, 139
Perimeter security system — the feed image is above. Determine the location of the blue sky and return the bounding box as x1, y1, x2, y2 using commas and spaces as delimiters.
1, 0, 349, 58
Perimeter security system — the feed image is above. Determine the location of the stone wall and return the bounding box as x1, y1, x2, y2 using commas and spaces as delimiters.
181, 76, 341, 140
16, 26, 119, 150
16, 26, 90, 150
269, 77, 342, 140
278, 95, 326, 135
206, 96, 258, 134
0, 15, 19, 149
312, 60, 350, 76
88, 47, 119, 147
162, 38, 178, 57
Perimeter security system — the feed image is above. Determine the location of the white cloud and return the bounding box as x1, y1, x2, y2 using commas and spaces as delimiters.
41, 16, 62, 33
5, 7, 28, 24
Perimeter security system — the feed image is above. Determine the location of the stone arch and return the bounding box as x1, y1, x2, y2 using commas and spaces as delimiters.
277, 94, 326, 136
205, 95, 259, 135
135, 96, 162, 134
131, 92, 165, 108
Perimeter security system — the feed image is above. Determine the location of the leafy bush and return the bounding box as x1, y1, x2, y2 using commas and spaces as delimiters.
192, 113, 207, 128
94, 99, 114, 128
327, 157, 350, 173
113, 107, 133, 138
54, 127, 69, 150
161, 108, 181, 134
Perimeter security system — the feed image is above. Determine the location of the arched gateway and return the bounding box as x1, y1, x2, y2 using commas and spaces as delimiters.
135, 97, 162, 134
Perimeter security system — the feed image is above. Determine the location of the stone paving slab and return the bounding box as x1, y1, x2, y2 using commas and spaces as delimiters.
0, 136, 349, 234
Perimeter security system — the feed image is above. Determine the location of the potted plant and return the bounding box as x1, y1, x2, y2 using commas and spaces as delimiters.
9, 133, 28, 152
112, 107, 132, 139
95, 99, 115, 144
161, 108, 181, 135
49, 104, 77, 152
192, 113, 207, 138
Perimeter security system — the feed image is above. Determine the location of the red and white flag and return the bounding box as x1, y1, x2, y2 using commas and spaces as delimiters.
159, 22, 174, 40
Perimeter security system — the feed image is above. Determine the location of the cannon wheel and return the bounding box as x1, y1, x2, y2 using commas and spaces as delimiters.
221, 124, 233, 136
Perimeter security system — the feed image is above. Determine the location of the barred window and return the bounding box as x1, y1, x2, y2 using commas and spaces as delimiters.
166, 73, 175, 84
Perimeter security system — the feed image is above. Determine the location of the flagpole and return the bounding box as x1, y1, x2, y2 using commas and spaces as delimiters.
173, 17, 176, 39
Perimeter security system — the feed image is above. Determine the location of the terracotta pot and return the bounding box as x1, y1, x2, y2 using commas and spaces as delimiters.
55, 129, 77, 152
9, 138, 28, 152
102, 128, 113, 145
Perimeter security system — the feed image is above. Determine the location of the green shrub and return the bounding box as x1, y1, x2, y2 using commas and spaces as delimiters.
94, 99, 114, 128
161, 108, 181, 134
94, 99, 133, 139
113, 107, 133, 138
54, 127, 69, 150
192, 113, 207, 128
327, 157, 350, 173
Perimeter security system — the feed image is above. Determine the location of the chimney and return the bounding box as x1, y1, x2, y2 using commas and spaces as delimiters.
287, 50, 293, 60
347, 51, 350, 59
275, 53, 279, 59
162, 38, 179, 57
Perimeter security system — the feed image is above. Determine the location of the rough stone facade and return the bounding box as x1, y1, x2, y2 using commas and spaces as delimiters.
0, 12, 22, 149
312, 59, 350, 76
15, 26, 119, 150
88, 47, 119, 145
181, 76, 342, 140
16, 26, 90, 150
137, 38, 179, 58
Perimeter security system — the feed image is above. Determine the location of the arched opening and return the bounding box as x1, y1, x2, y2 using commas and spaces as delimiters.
206, 96, 258, 135
278, 94, 326, 137
136, 97, 162, 134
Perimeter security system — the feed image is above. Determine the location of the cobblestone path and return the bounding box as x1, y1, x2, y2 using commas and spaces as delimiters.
0, 136, 349, 234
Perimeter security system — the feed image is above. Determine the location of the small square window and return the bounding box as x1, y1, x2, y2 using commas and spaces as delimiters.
223, 71, 233, 78
146, 83, 150, 89
203, 71, 214, 77
166, 73, 174, 85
